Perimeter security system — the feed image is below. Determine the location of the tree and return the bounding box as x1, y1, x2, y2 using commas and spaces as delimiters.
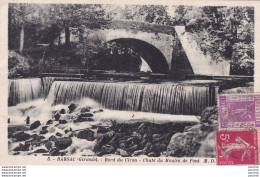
171, 6, 254, 75
9, 4, 110, 51
8, 4, 40, 54
47, 4, 110, 49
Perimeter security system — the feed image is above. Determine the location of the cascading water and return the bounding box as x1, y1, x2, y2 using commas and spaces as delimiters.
8, 77, 55, 106
41, 77, 56, 98
48, 81, 217, 115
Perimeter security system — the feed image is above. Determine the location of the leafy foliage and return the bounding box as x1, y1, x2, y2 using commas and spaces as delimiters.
172, 6, 254, 75
8, 4, 254, 76
8, 50, 31, 78
105, 5, 254, 75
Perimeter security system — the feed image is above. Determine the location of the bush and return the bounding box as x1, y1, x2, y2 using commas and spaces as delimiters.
8, 50, 31, 78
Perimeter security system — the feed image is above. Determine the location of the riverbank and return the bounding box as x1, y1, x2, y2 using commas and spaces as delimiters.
8, 101, 217, 157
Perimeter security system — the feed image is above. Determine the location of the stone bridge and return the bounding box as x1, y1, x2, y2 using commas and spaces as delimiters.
55, 20, 230, 76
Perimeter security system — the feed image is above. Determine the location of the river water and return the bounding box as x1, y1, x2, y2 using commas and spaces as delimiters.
8, 77, 219, 116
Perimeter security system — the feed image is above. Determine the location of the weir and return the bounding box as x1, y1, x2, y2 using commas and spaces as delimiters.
8, 77, 55, 106
8, 78, 218, 115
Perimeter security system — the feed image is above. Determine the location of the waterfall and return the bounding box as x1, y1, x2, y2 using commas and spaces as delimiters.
8, 77, 55, 106
41, 77, 56, 98
48, 81, 217, 115
8, 78, 218, 115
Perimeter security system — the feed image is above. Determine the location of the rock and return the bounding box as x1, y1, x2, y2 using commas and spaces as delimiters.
91, 125, 97, 129
212, 120, 219, 131
49, 135, 58, 142
115, 123, 130, 133
29, 135, 45, 146
150, 143, 167, 154
29, 140, 42, 147
30, 121, 41, 130
221, 86, 254, 94
13, 132, 31, 141
45, 141, 55, 150
167, 132, 201, 157
50, 148, 60, 156
153, 133, 171, 144
45, 135, 59, 150
24, 140, 31, 147
142, 133, 152, 143
94, 131, 115, 152
148, 152, 157, 157
142, 142, 152, 152
66, 115, 76, 120
97, 125, 110, 133
126, 137, 139, 146
40, 130, 48, 134
68, 103, 77, 113
201, 123, 213, 132
46, 120, 53, 125
81, 107, 91, 113
55, 137, 72, 150
83, 117, 94, 122
107, 134, 119, 147
60, 109, 66, 114
197, 132, 216, 158
137, 122, 146, 131
137, 122, 152, 135
64, 129, 70, 134
207, 114, 218, 125
77, 129, 95, 141
166, 106, 219, 157
127, 144, 138, 153
42, 126, 48, 131
68, 132, 77, 138
8, 128, 15, 137
132, 132, 142, 141
48, 127, 56, 133
98, 145, 115, 156
54, 113, 61, 121
12, 152, 20, 155
31, 134, 45, 140
79, 113, 94, 118
93, 109, 104, 113
132, 150, 145, 156
56, 132, 63, 137
118, 141, 127, 149
200, 106, 218, 123
8, 132, 15, 139
152, 134, 161, 139
26, 116, 30, 124
115, 148, 129, 157
105, 131, 115, 138
59, 120, 68, 124
34, 149, 48, 153
74, 117, 94, 123
13, 143, 29, 151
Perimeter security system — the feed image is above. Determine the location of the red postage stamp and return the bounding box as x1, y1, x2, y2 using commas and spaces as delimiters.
216, 130, 259, 165
218, 94, 260, 129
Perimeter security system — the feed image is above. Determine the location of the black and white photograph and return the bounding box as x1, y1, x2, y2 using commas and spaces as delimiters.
6, 3, 255, 160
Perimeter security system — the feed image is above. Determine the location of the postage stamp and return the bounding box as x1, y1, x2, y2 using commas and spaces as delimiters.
218, 94, 260, 129
216, 130, 259, 165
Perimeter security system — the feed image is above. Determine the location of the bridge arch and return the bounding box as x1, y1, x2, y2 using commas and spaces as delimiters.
55, 25, 230, 76
106, 38, 169, 73
101, 29, 174, 73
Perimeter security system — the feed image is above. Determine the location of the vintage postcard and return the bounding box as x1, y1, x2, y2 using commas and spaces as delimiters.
0, 0, 260, 165
216, 130, 259, 165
